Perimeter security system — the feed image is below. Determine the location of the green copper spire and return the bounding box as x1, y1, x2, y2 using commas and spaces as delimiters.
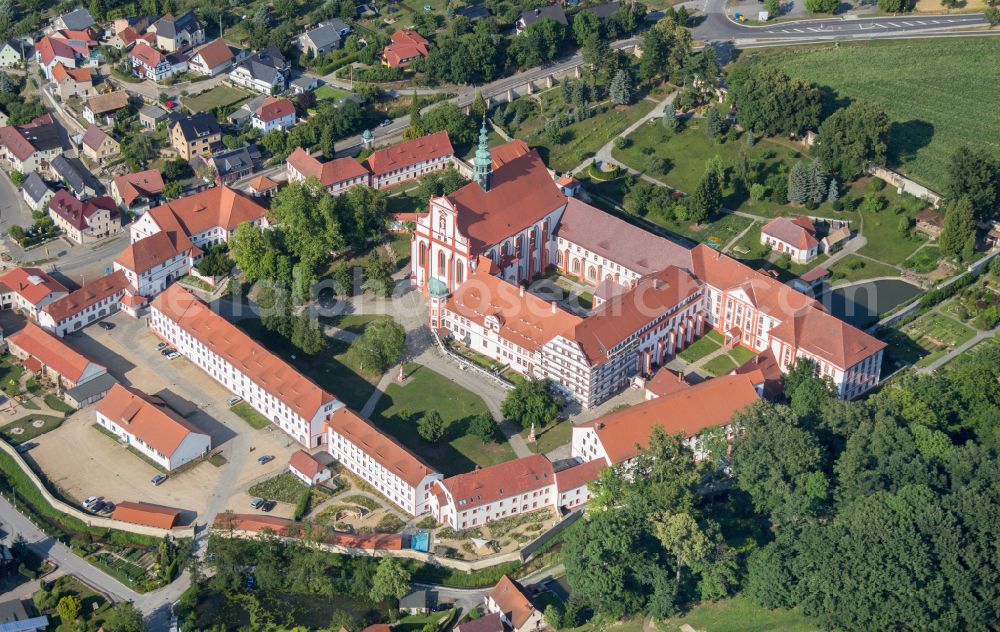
473, 117, 492, 191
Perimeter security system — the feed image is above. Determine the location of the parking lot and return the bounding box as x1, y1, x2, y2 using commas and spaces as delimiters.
29, 311, 302, 523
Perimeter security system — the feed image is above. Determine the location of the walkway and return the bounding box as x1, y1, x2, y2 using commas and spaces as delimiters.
571, 91, 678, 177
917, 323, 999, 373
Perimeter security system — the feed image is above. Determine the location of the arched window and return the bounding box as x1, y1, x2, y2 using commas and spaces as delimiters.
438, 251, 446, 275
587, 266, 597, 280
556, 251, 564, 265
419, 242, 427, 267
455, 261, 464, 284
572, 259, 581, 274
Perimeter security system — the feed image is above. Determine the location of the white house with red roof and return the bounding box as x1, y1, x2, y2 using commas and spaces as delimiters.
35, 36, 77, 79
51, 62, 96, 99
187, 38, 235, 76
363, 130, 454, 189
286, 147, 370, 195
251, 96, 297, 133
0, 114, 64, 174
6, 323, 107, 390
114, 230, 200, 297
47, 190, 121, 244
110, 169, 164, 213
326, 407, 442, 514
760, 215, 820, 263
129, 42, 187, 81
0, 267, 68, 320
288, 450, 332, 486
485, 575, 544, 632
97, 383, 211, 471
38, 270, 134, 337
150, 285, 344, 447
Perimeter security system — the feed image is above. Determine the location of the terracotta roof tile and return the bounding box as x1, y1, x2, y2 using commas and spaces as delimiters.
554, 458, 604, 491
112, 169, 164, 207
42, 270, 131, 322
0, 267, 68, 306
363, 131, 453, 176
255, 96, 295, 122
97, 383, 209, 458
437, 454, 553, 511
287, 147, 369, 187
7, 323, 103, 383
326, 407, 436, 487
115, 230, 192, 274
645, 368, 692, 398
112, 501, 181, 529
488, 576, 537, 629
191, 37, 233, 69
144, 185, 267, 237
288, 450, 327, 478
130, 41, 164, 66
768, 305, 887, 369
489, 139, 531, 169
51, 62, 92, 83
761, 216, 818, 250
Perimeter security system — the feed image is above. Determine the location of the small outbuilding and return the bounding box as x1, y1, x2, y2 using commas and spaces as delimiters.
288, 449, 332, 486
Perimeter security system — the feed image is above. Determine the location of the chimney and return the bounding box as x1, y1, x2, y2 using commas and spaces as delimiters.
519, 285, 525, 297
551, 301, 557, 314
595, 422, 604, 430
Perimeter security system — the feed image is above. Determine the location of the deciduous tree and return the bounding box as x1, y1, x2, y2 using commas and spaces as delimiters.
815, 100, 890, 181
418, 410, 446, 442
500, 377, 559, 430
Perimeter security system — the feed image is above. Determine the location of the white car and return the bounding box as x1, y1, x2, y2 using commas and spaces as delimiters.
83, 496, 101, 508
167, 352, 181, 360
227, 396, 242, 407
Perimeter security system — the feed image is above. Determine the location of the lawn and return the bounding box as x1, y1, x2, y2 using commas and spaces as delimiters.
754, 38, 1000, 191
729, 345, 758, 365
0, 415, 64, 445
827, 255, 900, 284
43, 394, 75, 414
661, 595, 818, 632
519, 419, 574, 455
183, 85, 254, 113
314, 84, 353, 104
42, 575, 111, 631
248, 472, 309, 504
370, 363, 516, 476
397, 609, 456, 632
231, 402, 270, 430
677, 334, 721, 363
535, 99, 657, 172
904, 313, 977, 368
855, 191, 928, 266
905, 246, 942, 274
702, 354, 738, 377
320, 313, 392, 336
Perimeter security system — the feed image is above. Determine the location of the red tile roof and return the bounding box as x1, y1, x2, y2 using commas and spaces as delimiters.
249, 175, 279, 191
554, 458, 604, 491
383, 30, 429, 67
580, 374, 760, 464
7, 323, 103, 383
112, 169, 164, 207
768, 304, 887, 369
437, 454, 553, 511
733, 348, 783, 400
191, 38, 233, 69
288, 449, 327, 478
449, 150, 565, 251
51, 62, 92, 83
42, 270, 131, 323
97, 383, 208, 459
151, 285, 338, 422
36, 36, 75, 66
645, 368, 692, 398
287, 147, 369, 187
0, 267, 68, 306
255, 96, 295, 123
798, 266, 830, 283
363, 131, 453, 177
488, 576, 537, 630
130, 42, 165, 66
456, 613, 505, 632
761, 216, 819, 250
144, 185, 267, 237
326, 407, 436, 487
212, 513, 403, 549
113, 501, 182, 529
115, 230, 192, 274
488, 139, 530, 170
391, 29, 429, 47
49, 190, 118, 230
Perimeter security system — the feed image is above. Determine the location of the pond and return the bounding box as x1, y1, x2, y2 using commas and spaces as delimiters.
819, 279, 923, 328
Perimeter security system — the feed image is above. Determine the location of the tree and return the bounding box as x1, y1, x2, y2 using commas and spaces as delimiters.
815, 100, 891, 181
655, 511, 714, 597
878, 0, 916, 11
827, 177, 840, 202
33, 585, 58, 612
469, 411, 499, 442
103, 602, 146, 632
787, 161, 809, 205
332, 263, 354, 296
804, 0, 838, 12
750, 183, 766, 202
162, 181, 183, 200
807, 159, 827, 204
197, 246, 231, 278
57, 595, 81, 624
946, 146, 999, 222
572, 9, 601, 45
940, 196, 976, 258
727, 62, 821, 137
544, 604, 562, 630
986, 6, 1000, 25
369, 556, 411, 615
471, 90, 487, 119
687, 168, 722, 223
230, 223, 270, 283
418, 410, 446, 442
764, 0, 781, 17
349, 319, 406, 373
704, 106, 722, 140
661, 103, 677, 131
609, 69, 632, 105
500, 378, 559, 430
291, 313, 326, 355
364, 251, 394, 297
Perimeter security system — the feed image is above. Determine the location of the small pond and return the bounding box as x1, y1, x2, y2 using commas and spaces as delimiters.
819, 279, 923, 328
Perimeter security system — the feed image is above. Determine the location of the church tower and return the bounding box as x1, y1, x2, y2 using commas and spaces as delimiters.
472, 118, 492, 191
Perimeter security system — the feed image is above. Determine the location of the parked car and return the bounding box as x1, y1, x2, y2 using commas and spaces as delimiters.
226, 396, 242, 407
250, 498, 265, 509
167, 352, 181, 360
100, 502, 115, 514
257, 455, 274, 465
98, 321, 115, 330
90, 500, 107, 513
261, 500, 276, 512
151, 474, 167, 486
156, 342, 168, 350
83, 495, 102, 508
160, 348, 174, 356
380, 118, 392, 127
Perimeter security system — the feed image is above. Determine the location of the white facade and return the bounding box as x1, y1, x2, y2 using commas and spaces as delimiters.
23, 186, 54, 212
760, 232, 818, 264
130, 55, 185, 82
229, 66, 284, 94
251, 110, 296, 133
325, 424, 442, 515
38, 289, 125, 337
96, 407, 211, 471
430, 480, 555, 530
113, 249, 194, 297
285, 161, 369, 196
0, 43, 23, 67
149, 306, 340, 447
289, 462, 332, 486
370, 152, 453, 189
0, 288, 66, 321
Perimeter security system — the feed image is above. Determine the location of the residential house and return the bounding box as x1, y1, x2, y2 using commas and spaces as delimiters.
326, 407, 443, 514
109, 26, 156, 50
822, 225, 851, 253
35, 36, 77, 79
0, 267, 68, 320
516, 5, 567, 33
363, 130, 454, 189
0, 114, 63, 174
20, 172, 54, 211
229, 46, 290, 93
49, 8, 95, 33
83, 91, 130, 126
169, 112, 221, 160
0, 40, 24, 67
584, 1, 622, 19
288, 450, 333, 486
80, 125, 120, 163
38, 270, 133, 336
299, 19, 352, 57
96, 383, 212, 471
485, 576, 544, 632
250, 96, 297, 133
188, 38, 236, 76
50, 155, 95, 198
129, 42, 187, 81
7, 322, 107, 391
226, 94, 266, 128
139, 104, 168, 129
114, 230, 201, 296
290, 76, 319, 94
52, 28, 101, 67
112, 15, 154, 36
111, 169, 164, 213
205, 144, 261, 185
399, 590, 430, 615
760, 215, 820, 263
48, 190, 120, 244
382, 29, 429, 68
0, 598, 49, 632
149, 12, 206, 52
51, 62, 96, 99
286, 147, 370, 195
455, 613, 505, 632
150, 284, 344, 447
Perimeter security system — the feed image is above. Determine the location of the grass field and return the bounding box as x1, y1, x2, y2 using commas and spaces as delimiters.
320, 313, 392, 336
677, 334, 722, 363
519, 419, 574, 455
752, 38, 1000, 191
314, 84, 353, 103
0, 415, 64, 445
661, 595, 818, 632
703, 354, 738, 376
248, 472, 310, 504
230, 402, 269, 430
370, 363, 515, 476
827, 255, 900, 284
183, 85, 254, 113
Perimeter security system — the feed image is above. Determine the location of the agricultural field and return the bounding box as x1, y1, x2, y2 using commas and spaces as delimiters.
183, 85, 254, 113
753, 38, 1000, 191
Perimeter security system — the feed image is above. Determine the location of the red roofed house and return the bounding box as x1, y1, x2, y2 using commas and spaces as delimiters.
0, 114, 64, 174
760, 215, 820, 263
150, 285, 344, 447
80, 124, 120, 163
51, 62, 96, 99
286, 147, 370, 195
97, 383, 211, 470
572, 373, 761, 466
456, 613, 505, 632
111, 169, 164, 213
0, 267, 68, 319
382, 29, 429, 68
485, 575, 544, 632
326, 407, 442, 515
35, 36, 77, 79
38, 270, 134, 337
363, 130, 454, 189
112, 501, 182, 530
187, 38, 236, 76
251, 96, 297, 133
6, 322, 108, 390
288, 450, 332, 486
129, 42, 186, 81
48, 189, 121, 244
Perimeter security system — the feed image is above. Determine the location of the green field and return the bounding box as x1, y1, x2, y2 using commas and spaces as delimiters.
370, 363, 516, 476
534, 99, 658, 172
754, 38, 1000, 191
230, 402, 269, 430
519, 419, 574, 455
703, 354, 738, 376
827, 255, 900, 284
248, 472, 310, 504
314, 84, 353, 104
661, 595, 818, 632
0, 415, 64, 445
677, 333, 722, 363
882, 312, 977, 368
183, 85, 254, 113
